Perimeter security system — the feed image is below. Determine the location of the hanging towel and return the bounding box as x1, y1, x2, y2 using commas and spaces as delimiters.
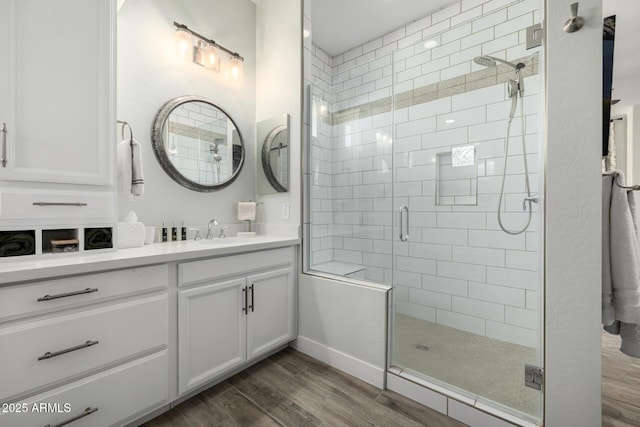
603, 170, 640, 357
603, 174, 615, 325
117, 139, 144, 200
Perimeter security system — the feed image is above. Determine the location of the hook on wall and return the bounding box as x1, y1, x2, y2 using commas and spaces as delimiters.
117, 120, 134, 141
563, 2, 584, 33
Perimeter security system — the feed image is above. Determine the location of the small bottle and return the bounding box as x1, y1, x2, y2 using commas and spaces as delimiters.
161, 221, 168, 242
181, 221, 187, 241
171, 220, 178, 241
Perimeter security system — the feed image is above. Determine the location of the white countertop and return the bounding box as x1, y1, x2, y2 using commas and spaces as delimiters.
0, 236, 300, 285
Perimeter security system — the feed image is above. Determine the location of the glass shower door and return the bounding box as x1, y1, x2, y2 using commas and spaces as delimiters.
389, 17, 544, 424
306, 55, 395, 286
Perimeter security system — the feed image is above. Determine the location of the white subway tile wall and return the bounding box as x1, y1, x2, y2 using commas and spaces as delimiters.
167, 105, 233, 185
306, 0, 540, 347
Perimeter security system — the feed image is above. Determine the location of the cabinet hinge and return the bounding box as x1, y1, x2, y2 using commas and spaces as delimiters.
525, 364, 543, 390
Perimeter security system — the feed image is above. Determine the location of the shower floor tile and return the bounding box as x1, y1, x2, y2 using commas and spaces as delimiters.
393, 314, 540, 418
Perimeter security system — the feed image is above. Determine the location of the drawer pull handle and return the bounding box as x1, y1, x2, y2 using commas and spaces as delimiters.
38, 340, 99, 361
32, 202, 88, 207
44, 406, 98, 427
249, 284, 254, 312
1, 123, 6, 168
37, 288, 98, 302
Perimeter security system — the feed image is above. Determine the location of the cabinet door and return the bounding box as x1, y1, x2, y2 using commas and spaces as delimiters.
246, 267, 295, 360
0, 0, 114, 185
178, 278, 247, 395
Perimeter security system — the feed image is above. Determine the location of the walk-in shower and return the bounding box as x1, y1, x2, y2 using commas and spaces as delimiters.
305, 0, 543, 424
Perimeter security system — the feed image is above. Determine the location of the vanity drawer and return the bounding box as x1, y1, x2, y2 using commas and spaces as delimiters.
0, 264, 169, 322
179, 246, 294, 287
0, 350, 169, 427
0, 294, 168, 401
0, 188, 114, 222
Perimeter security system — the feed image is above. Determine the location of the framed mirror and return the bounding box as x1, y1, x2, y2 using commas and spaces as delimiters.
257, 114, 289, 194
151, 96, 245, 192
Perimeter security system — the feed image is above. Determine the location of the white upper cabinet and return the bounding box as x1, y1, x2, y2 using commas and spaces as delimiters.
0, 0, 115, 186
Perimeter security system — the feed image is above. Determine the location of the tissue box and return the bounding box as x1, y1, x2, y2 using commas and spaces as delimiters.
117, 222, 145, 249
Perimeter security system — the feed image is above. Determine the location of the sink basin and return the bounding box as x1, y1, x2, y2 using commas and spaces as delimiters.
196, 237, 243, 245
196, 236, 258, 245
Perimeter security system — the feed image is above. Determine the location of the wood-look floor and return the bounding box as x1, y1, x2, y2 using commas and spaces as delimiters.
141, 347, 465, 427
142, 335, 640, 427
602, 332, 640, 427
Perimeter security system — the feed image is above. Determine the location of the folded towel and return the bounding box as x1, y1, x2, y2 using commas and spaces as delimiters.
238, 202, 257, 221
85, 228, 113, 250
0, 231, 35, 257
117, 139, 144, 200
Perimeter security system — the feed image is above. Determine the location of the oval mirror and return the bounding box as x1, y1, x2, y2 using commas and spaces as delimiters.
261, 125, 289, 192
257, 114, 289, 195
151, 96, 245, 192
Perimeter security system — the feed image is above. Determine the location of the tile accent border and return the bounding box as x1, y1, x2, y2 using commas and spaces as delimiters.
331, 53, 539, 125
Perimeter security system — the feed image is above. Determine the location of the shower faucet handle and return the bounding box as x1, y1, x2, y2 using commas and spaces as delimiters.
523, 195, 539, 211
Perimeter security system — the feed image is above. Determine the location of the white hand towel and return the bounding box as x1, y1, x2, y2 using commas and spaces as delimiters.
117, 139, 144, 199
238, 202, 257, 221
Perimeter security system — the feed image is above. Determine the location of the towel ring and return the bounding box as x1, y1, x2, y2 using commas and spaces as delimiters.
117, 120, 134, 141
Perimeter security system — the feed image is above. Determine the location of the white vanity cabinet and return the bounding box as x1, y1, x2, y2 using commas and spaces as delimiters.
0, 264, 170, 427
0, 0, 115, 186
177, 247, 296, 395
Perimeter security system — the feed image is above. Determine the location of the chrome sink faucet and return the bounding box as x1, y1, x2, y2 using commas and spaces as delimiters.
205, 219, 219, 239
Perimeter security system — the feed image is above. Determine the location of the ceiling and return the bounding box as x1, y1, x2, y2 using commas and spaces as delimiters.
311, 0, 454, 57
311, 0, 640, 109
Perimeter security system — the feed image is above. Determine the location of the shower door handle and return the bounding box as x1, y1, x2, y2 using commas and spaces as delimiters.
399, 206, 409, 242
1, 123, 7, 167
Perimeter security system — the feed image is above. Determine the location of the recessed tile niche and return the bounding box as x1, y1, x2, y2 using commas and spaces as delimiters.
435, 149, 478, 206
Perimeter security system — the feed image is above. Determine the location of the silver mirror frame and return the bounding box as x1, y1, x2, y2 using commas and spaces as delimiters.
151, 95, 245, 192
261, 125, 288, 193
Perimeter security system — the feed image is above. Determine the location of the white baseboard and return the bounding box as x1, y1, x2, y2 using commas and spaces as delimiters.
291, 335, 385, 389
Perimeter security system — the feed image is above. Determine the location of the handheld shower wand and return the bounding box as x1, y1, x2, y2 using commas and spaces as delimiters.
473, 55, 525, 96
473, 55, 536, 235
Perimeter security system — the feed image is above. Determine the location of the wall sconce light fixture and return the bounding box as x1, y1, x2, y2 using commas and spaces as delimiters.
174, 21, 244, 80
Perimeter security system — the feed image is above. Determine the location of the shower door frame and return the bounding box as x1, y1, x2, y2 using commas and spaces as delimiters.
385, 21, 546, 427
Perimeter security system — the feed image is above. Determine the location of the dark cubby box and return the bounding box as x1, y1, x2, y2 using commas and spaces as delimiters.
85, 227, 113, 250
0, 230, 36, 258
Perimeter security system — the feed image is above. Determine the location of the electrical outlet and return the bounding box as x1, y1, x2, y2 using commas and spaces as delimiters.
282, 203, 290, 220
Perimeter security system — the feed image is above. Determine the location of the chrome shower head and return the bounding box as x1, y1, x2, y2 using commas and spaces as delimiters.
473, 55, 525, 71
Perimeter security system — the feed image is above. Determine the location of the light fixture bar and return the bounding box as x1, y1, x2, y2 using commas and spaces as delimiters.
173, 21, 244, 61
